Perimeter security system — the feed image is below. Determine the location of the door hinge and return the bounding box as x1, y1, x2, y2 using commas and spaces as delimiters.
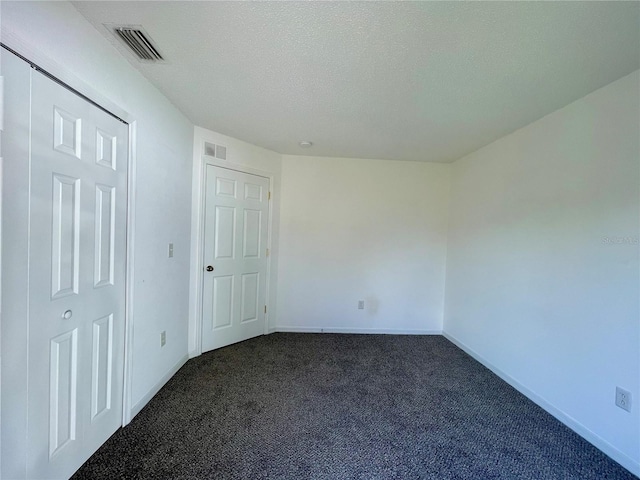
266, 248, 270, 257
264, 305, 267, 314
268, 191, 271, 200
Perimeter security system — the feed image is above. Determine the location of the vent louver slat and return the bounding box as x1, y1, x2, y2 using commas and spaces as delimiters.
114, 27, 163, 62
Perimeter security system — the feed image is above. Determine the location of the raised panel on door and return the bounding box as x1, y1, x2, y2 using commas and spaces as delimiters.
240, 273, 259, 323
91, 314, 113, 420
216, 177, 237, 198
243, 209, 261, 258
243, 182, 263, 201
94, 185, 115, 288
214, 206, 236, 259
212, 276, 234, 329
49, 329, 79, 457
53, 107, 81, 159
95, 129, 116, 170
51, 173, 81, 299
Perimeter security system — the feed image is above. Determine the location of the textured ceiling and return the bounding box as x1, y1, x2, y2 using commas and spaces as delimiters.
73, 1, 640, 163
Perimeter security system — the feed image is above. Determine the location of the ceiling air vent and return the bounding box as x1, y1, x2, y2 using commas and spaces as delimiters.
112, 26, 164, 62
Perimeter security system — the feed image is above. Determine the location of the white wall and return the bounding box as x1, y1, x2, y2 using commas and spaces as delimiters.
1, 0, 193, 428
277, 155, 450, 334
190, 127, 282, 354
444, 71, 640, 475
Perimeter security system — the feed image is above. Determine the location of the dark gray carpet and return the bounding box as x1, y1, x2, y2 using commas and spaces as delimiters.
73, 333, 637, 479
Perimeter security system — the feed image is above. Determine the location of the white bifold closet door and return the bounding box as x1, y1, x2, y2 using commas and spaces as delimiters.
5, 50, 129, 479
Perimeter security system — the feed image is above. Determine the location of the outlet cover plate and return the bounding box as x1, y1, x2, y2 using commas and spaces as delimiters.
616, 386, 632, 412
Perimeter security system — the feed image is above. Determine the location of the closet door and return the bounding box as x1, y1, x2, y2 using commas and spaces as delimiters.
2, 49, 129, 479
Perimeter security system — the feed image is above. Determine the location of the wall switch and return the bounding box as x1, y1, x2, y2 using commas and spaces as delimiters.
160, 331, 166, 347
358, 300, 365, 310
168, 243, 174, 258
615, 386, 632, 412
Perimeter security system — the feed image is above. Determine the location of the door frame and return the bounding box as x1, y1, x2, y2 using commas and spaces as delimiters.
0, 43, 138, 476
190, 156, 275, 357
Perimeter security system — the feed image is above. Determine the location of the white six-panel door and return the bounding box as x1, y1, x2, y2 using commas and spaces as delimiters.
25, 65, 128, 479
201, 165, 269, 352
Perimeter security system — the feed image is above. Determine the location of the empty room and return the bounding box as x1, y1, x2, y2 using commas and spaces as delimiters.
1, 1, 638, 479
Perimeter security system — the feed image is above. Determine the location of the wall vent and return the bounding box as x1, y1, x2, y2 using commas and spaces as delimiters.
111, 26, 164, 62
204, 142, 227, 160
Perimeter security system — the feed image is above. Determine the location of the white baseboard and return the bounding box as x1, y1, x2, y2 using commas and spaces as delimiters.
129, 353, 189, 421
275, 326, 442, 335
443, 332, 640, 478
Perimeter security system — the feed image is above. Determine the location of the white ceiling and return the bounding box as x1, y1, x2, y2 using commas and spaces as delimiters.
73, 1, 640, 163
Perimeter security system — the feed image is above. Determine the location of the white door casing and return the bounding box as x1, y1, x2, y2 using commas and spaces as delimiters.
201, 165, 269, 352
2, 51, 129, 479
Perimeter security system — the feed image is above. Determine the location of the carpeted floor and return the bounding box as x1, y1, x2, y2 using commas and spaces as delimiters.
73, 333, 637, 479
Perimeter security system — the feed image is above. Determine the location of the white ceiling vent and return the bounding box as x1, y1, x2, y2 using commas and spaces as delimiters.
203, 142, 227, 160
110, 25, 164, 62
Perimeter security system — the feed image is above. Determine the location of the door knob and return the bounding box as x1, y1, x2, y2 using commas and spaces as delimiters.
206, 266, 214, 272
62, 309, 73, 320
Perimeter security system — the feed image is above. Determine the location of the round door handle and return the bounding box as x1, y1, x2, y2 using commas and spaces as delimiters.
206, 266, 214, 272
62, 309, 73, 320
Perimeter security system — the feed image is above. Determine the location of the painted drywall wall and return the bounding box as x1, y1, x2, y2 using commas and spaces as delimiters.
444, 71, 640, 475
1, 0, 193, 423
189, 127, 282, 354
277, 156, 450, 333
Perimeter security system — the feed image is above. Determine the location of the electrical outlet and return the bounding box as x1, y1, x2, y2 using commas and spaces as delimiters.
168, 243, 174, 258
615, 386, 632, 412
358, 300, 365, 310
160, 331, 166, 347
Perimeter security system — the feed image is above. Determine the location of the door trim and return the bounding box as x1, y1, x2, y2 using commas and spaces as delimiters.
0, 45, 137, 476
190, 156, 275, 357
121, 121, 137, 426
